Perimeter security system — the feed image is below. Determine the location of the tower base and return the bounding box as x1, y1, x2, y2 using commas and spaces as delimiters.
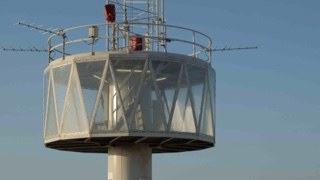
108, 145, 152, 180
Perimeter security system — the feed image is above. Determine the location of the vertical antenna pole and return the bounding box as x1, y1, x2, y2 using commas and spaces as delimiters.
146, 0, 150, 51
161, 0, 164, 22
106, 0, 109, 51
123, 0, 127, 23
161, 0, 165, 37
107, 24, 110, 51
152, 1, 156, 51
116, 24, 120, 50
156, 0, 159, 51
124, 0, 128, 50
161, 0, 167, 52
112, 23, 116, 50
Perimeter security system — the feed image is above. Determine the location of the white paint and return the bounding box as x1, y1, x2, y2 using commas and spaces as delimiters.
108, 145, 152, 180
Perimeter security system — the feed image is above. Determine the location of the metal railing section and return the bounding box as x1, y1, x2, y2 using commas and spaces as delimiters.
48, 22, 212, 63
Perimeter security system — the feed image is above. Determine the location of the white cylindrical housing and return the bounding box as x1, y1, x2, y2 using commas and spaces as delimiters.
108, 145, 152, 180
89, 26, 99, 38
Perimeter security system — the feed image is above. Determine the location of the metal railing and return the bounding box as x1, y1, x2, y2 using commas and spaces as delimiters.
48, 22, 212, 63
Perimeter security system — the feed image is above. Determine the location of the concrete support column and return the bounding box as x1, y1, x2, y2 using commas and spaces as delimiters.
108, 144, 152, 180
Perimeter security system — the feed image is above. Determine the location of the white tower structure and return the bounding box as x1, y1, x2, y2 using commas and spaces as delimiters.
44, 1, 215, 180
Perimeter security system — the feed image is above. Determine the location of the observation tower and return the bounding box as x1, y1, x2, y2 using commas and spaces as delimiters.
44, 1, 215, 179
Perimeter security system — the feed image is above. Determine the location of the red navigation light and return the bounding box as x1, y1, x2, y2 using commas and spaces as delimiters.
104, 4, 116, 23
129, 36, 144, 51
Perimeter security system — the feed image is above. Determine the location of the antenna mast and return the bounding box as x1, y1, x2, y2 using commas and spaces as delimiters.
16, 21, 65, 36
3, 0, 257, 64
2, 47, 47, 53
212, 46, 258, 52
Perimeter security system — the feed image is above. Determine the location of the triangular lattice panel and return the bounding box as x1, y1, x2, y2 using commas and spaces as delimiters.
45, 77, 59, 137
52, 64, 72, 125
61, 68, 88, 134
77, 60, 106, 123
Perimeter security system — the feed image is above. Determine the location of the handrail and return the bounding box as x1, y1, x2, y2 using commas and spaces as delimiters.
48, 22, 213, 64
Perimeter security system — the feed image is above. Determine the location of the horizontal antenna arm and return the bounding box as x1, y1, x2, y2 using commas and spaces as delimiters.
16, 21, 65, 36
2, 47, 48, 53
212, 46, 258, 52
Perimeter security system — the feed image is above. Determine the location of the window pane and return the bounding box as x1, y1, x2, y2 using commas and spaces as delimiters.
53, 64, 72, 125
45, 80, 58, 138
151, 60, 181, 124
200, 83, 213, 136
170, 67, 196, 133
187, 64, 206, 126
43, 69, 50, 124
77, 60, 106, 122
62, 72, 88, 134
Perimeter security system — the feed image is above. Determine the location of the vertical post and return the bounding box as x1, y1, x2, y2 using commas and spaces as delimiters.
160, 0, 167, 52
161, 0, 164, 22
209, 39, 212, 64
90, 38, 94, 55
156, 0, 159, 52
192, 31, 196, 57
107, 23, 110, 51
116, 24, 120, 50
106, 0, 109, 51
105, 1, 110, 51
112, 23, 116, 50
123, 0, 128, 51
161, 0, 165, 40
62, 33, 66, 60
146, 0, 150, 51
48, 38, 52, 63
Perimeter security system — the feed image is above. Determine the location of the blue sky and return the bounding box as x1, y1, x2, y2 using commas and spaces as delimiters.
0, 0, 319, 179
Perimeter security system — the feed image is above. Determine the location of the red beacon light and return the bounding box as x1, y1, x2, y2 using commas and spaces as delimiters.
104, 4, 116, 23
129, 35, 144, 51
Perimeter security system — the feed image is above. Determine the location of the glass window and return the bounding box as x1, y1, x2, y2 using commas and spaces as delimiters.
208, 68, 216, 136
53, 64, 72, 125
76, 60, 106, 122
45, 79, 58, 138
170, 66, 196, 133
61, 69, 88, 134
43, 69, 50, 124
187, 64, 206, 127
200, 82, 214, 136
151, 60, 182, 124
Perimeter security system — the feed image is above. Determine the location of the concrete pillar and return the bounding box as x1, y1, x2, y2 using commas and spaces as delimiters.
108, 145, 152, 180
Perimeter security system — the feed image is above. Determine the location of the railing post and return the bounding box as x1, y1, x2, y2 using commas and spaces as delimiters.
208, 39, 212, 64
116, 24, 120, 50
62, 33, 66, 60
112, 23, 116, 51
107, 23, 110, 51
192, 31, 196, 57
48, 38, 51, 63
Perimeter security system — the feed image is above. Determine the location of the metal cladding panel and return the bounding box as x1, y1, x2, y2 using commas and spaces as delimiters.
44, 52, 215, 153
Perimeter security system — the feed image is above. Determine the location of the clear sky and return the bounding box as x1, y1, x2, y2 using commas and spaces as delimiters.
0, 0, 319, 179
